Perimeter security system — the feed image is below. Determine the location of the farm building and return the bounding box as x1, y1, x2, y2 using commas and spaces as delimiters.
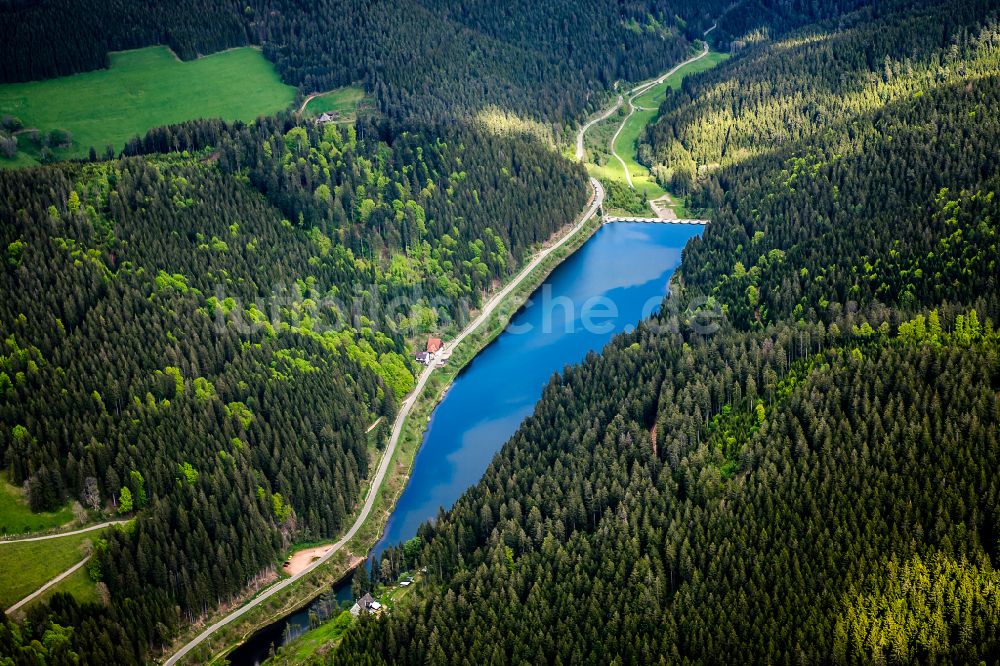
350, 592, 377, 616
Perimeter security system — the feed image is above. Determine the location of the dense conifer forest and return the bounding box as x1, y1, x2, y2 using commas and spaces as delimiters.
0, 117, 585, 661
335, 0, 1000, 663
1, 0, 998, 663
0, 0, 693, 123
0, 0, 871, 124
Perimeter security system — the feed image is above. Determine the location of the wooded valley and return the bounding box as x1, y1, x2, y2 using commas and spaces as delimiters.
336, 0, 1000, 663
1, 0, 998, 663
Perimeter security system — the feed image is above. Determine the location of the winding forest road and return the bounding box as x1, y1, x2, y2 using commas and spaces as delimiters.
610, 38, 711, 188
162, 176, 605, 666
574, 95, 623, 161
296, 92, 322, 116
575, 21, 717, 184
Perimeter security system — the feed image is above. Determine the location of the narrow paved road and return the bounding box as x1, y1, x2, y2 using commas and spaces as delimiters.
575, 95, 623, 161
162, 177, 605, 666
2, 520, 129, 543
448, 177, 604, 352
576, 21, 717, 185
610, 39, 711, 188
5, 557, 90, 615
574, 19, 717, 165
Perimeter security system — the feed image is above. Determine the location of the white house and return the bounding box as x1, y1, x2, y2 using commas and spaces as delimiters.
350, 592, 376, 616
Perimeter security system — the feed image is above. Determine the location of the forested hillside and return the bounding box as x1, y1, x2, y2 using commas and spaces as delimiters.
651, 0, 1000, 324
122, 114, 588, 319
3, 0, 998, 663
0, 0, 875, 125
0, 116, 586, 661
335, 0, 1000, 663
0, 0, 251, 81
2, 0, 705, 124
343, 312, 1000, 665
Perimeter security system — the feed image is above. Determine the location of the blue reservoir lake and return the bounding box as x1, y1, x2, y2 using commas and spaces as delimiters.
228, 221, 702, 665
372, 221, 702, 557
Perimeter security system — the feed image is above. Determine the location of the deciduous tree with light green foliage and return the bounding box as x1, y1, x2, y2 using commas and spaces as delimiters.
6, 240, 24, 267
177, 462, 198, 486
118, 487, 133, 514
129, 470, 147, 508
377, 352, 414, 399
193, 376, 215, 402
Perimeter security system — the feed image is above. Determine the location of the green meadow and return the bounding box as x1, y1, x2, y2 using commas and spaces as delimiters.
0, 531, 94, 609
302, 86, 366, 120
0, 46, 295, 167
631, 50, 730, 109
585, 48, 728, 213
30, 563, 99, 609
0, 472, 74, 535
612, 50, 730, 200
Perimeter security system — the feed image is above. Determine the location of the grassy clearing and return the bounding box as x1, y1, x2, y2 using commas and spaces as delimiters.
0, 532, 93, 609
30, 562, 99, 609
586, 159, 628, 185
614, 52, 728, 199
302, 86, 366, 121
0, 472, 74, 536
632, 50, 729, 108
268, 572, 421, 664
612, 103, 668, 198
275, 610, 353, 664
582, 105, 624, 164
0, 45, 295, 167
612, 52, 730, 201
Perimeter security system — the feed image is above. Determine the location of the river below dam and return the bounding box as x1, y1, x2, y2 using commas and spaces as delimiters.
227, 221, 703, 665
